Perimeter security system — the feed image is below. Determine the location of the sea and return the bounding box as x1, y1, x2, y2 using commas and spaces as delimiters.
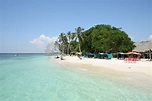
0, 53, 151, 101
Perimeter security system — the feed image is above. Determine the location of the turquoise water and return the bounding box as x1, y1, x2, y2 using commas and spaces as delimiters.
0, 53, 151, 101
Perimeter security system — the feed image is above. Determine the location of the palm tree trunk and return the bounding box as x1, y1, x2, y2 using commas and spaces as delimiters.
79, 43, 81, 53
68, 43, 71, 54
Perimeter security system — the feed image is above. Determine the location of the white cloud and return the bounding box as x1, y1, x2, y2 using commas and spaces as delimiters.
30, 34, 58, 52
148, 35, 152, 40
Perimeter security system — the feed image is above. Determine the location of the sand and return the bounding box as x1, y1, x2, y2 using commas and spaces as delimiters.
52, 56, 152, 76
51, 55, 152, 89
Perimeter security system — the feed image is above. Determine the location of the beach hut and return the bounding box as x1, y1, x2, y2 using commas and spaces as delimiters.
133, 40, 152, 59
133, 40, 152, 52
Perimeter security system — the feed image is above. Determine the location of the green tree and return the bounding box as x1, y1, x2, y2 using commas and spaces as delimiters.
82, 24, 135, 53
75, 27, 84, 53
58, 33, 68, 54
56, 24, 135, 54
67, 31, 72, 54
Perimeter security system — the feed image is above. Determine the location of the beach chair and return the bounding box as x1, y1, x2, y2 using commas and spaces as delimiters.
94, 54, 98, 58
107, 54, 113, 59
132, 58, 137, 63
124, 58, 128, 62
128, 58, 132, 63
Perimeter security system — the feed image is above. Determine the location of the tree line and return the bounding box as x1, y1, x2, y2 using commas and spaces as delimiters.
54, 24, 135, 54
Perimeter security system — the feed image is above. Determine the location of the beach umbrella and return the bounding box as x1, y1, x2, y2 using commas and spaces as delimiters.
99, 53, 104, 55
125, 52, 133, 55
125, 52, 141, 55
99, 53, 107, 59
118, 52, 124, 54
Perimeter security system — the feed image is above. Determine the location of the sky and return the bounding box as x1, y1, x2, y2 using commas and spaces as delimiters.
0, 0, 152, 53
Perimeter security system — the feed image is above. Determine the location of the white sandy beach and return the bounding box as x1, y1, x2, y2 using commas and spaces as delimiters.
52, 56, 152, 76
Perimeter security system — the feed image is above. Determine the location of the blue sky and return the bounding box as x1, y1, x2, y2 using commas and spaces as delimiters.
0, 0, 152, 53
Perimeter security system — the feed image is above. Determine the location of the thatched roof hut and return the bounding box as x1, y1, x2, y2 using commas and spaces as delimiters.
133, 40, 152, 52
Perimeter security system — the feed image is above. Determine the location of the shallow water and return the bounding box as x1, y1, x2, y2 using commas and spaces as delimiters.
0, 53, 151, 101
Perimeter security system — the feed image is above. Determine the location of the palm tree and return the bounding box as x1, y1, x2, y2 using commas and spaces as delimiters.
75, 27, 84, 53
67, 31, 72, 54
59, 33, 68, 54
71, 32, 76, 41
54, 41, 60, 53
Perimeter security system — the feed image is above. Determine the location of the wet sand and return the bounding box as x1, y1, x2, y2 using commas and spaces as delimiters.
51, 56, 152, 87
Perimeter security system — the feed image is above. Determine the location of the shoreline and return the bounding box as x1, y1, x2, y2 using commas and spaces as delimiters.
52, 56, 152, 76
51, 56, 152, 88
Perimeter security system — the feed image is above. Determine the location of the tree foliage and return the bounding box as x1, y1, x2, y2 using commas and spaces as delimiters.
55, 24, 135, 54
75, 27, 84, 52
82, 24, 135, 53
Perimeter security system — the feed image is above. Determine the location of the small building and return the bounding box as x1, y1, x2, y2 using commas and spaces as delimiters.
133, 40, 152, 60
